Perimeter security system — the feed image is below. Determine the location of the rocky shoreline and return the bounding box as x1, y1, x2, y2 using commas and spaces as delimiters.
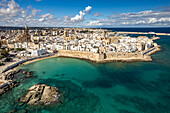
0, 69, 34, 96
0, 81, 18, 96
0, 54, 57, 96
20, 84, 60, 105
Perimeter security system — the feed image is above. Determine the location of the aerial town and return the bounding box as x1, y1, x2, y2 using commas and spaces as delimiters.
0, 25, 162, 112
0, 25, 161, 73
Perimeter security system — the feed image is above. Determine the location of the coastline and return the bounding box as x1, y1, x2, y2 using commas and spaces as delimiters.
0, 54, 57, 81
0, 45, 161, 76
0, 54, 59, 96
0, 45, 161, 96
19, 45, 162, 66
22, 55, 58, 65
58, 46, 161, 63
58, 54, 153, 63
58, 55, 152, 63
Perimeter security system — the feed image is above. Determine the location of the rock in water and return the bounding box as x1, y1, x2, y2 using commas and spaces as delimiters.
23, 71, 27, 74
26, 74, 32, 78
20, 84, 60, 105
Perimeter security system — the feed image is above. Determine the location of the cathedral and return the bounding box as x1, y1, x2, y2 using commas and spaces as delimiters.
15, 24, 31, 43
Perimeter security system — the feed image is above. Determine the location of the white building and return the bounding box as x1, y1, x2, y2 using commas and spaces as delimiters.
31, 49, 46, 56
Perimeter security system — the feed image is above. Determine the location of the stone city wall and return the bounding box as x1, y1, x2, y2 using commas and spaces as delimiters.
105, 52, 143, 59
58, 50, 104, 62
58, 50, 147, 62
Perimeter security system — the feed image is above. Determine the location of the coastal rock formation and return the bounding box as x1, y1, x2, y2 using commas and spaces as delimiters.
20, 84, 60, 105
0, 81, 18, 96
5, 69, 21, 80
0, 69, 35, 96
26, 71, 33, 78
0, 69, 22, 96
23, 71, 27, 74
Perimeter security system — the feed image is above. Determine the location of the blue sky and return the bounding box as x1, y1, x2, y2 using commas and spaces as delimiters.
0, 0, 170, 27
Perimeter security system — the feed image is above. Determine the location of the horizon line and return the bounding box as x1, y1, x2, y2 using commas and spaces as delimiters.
0, 26, 170, 28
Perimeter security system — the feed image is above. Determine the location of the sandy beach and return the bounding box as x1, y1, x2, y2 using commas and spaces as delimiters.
22, 55, 59, 65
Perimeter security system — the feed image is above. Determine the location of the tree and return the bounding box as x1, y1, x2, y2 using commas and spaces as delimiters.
0, 62, 4, 66
5, 57, 12, 62
1, 49, 8, 57
0, 55, 4, 59
16, 48, 26, 51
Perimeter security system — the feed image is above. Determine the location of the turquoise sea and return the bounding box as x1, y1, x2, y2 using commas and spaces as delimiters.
0, 34, 170, 113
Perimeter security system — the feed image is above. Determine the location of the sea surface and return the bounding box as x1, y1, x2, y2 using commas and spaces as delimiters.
106, 27, 170, 33
0, 28, 170, 113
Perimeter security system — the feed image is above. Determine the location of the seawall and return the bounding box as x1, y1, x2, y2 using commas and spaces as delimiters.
58, 48, 160, 63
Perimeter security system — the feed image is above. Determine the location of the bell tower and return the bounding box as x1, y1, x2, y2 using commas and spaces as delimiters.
25, 24, 28, 34
24, 24, 30, 47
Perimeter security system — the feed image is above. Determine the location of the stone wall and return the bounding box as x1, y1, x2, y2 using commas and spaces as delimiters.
105, 52, 143, 59
58, 50, 104, 62
58, 50, 147, 62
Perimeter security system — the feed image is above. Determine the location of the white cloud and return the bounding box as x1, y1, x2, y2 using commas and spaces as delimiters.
35, 0, 42, 2
0, 0, 60, 27
39, 18, 44, 22
21, 10, 27, 18
39, 13, 54, 22
40, 13, 51, 18
93, 13, 103, 17
69, 6, 92, 23
88, 20, 103, 26
71, 11, 85, 22
0, 0, 20, 17
148, 18, 157, 23
0, 1, 92, 27
31, 8, 42, 17
84, 6, 92, 13
1, 0, 169, 27
87, 8, 170, 27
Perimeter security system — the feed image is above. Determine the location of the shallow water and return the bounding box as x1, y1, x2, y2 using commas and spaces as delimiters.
0, 35, 170, 113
